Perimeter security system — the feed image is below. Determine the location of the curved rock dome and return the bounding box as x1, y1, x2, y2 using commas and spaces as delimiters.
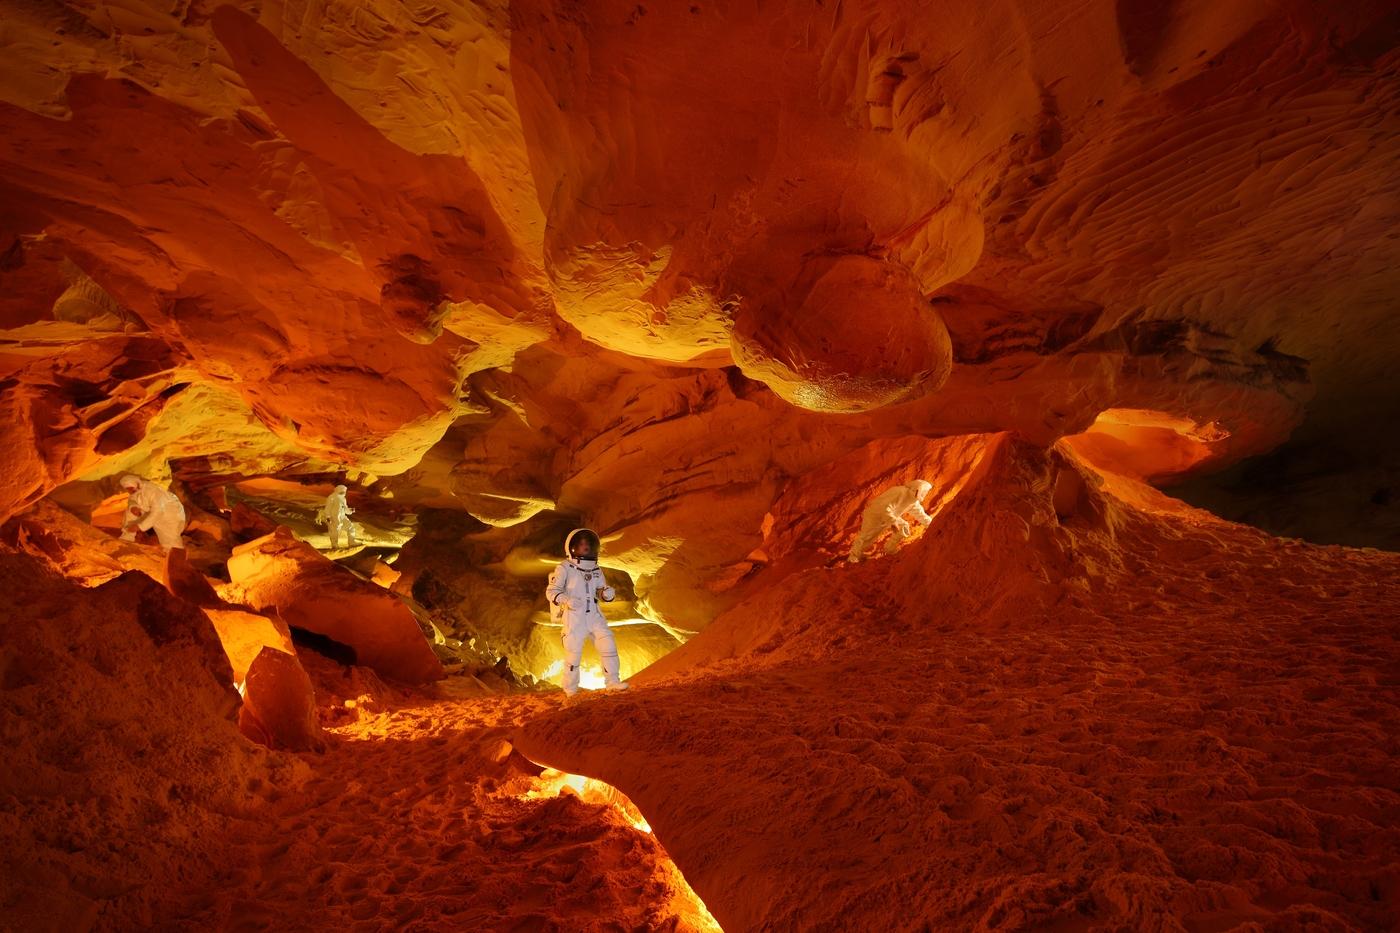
731, 254, 953, 412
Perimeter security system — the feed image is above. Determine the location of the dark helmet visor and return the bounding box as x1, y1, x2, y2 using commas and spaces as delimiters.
568, 529, 600, 556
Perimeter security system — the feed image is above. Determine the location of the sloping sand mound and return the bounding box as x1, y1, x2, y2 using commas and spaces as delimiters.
515, 437, 1400, 930
4, 435, 1396, 931
162, 653, 717, 932
0, 547, 717, 931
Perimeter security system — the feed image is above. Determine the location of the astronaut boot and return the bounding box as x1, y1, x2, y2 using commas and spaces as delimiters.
600, 651, 629, 691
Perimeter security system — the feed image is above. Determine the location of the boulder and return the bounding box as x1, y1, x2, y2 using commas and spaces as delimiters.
165, 546, 222, 606
229, 502, 279, 541
0, 498, 166, 586
93, 572, 239, 718
207, 609, 297, 684
224, 527, 443, 683
237, 646, 325, 753
164, 543, 297, 683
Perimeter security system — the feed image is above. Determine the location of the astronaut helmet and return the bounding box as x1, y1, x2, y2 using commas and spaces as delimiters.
564, 528, 601, 561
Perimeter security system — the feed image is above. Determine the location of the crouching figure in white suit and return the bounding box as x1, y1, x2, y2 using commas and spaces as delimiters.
547, 528, 629, 696
117, 473, 187, 550
847, 479, 934, 563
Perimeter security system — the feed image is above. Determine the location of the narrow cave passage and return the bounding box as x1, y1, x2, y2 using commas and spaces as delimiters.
170, 649, 725, 932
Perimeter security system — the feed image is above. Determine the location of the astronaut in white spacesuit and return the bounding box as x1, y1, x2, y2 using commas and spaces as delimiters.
847, 479, 934, 563
546, 528, 629, 697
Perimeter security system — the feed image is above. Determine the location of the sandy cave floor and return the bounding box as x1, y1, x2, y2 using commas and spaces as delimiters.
156, 659, 718, 933
154, 537, 1400, 933
6, 449, 1400, 932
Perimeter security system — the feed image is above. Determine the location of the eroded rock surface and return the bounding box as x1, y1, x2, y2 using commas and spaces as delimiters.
516, 438, 1400, 931
225, 528, 444, 684
238, 645, 326, 753
0, 551, 305, 931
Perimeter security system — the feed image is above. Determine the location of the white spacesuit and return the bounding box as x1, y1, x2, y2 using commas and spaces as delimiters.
118, 474, 187, 550
316, 484, 358, 550
847, 479, 934, 563
547, 528, 629, 696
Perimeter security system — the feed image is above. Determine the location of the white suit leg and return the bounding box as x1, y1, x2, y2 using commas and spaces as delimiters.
120, 504, 139, 542
327, 519, 341, 549
561, 620, 588, 693
590, 617, 622, 685
153, 515, 185, 550
883, 522, 910, 555
848, 515, 886, 563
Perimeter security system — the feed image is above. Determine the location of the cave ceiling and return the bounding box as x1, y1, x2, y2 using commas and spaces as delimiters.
1, 0, 1397, 539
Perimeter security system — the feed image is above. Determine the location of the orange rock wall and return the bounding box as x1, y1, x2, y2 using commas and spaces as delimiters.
3, 0, 1395, 539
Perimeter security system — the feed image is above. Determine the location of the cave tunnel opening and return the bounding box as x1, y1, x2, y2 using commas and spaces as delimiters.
519, 757, 724, 932
288, 625, 358, 667
1059, 407, 1232, 487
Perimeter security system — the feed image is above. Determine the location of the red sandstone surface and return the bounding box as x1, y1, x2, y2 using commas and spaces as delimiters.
2, 1, 1399, 931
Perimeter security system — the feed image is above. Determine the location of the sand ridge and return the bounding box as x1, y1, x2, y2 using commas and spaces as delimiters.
513, 444, 1400, 931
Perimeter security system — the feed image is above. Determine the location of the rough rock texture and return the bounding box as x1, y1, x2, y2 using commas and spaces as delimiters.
206, 607, 297, 684
237, 645, 326, 753
225, 527, 444, 684
1, 0, 1394, 550
1, 495, 169, 586
161, 655, 721, 932
3, 494, 302, 689
0, 540, 717, 930
0, 551, 307, 931
161, 541, 300, 684
94, 571, 242, 705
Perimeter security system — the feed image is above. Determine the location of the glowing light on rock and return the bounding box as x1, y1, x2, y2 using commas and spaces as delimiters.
528, 768, 651, 832
527, 768, 721, 931
539, 660, 608, 691
1062, 407, 1236, 485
